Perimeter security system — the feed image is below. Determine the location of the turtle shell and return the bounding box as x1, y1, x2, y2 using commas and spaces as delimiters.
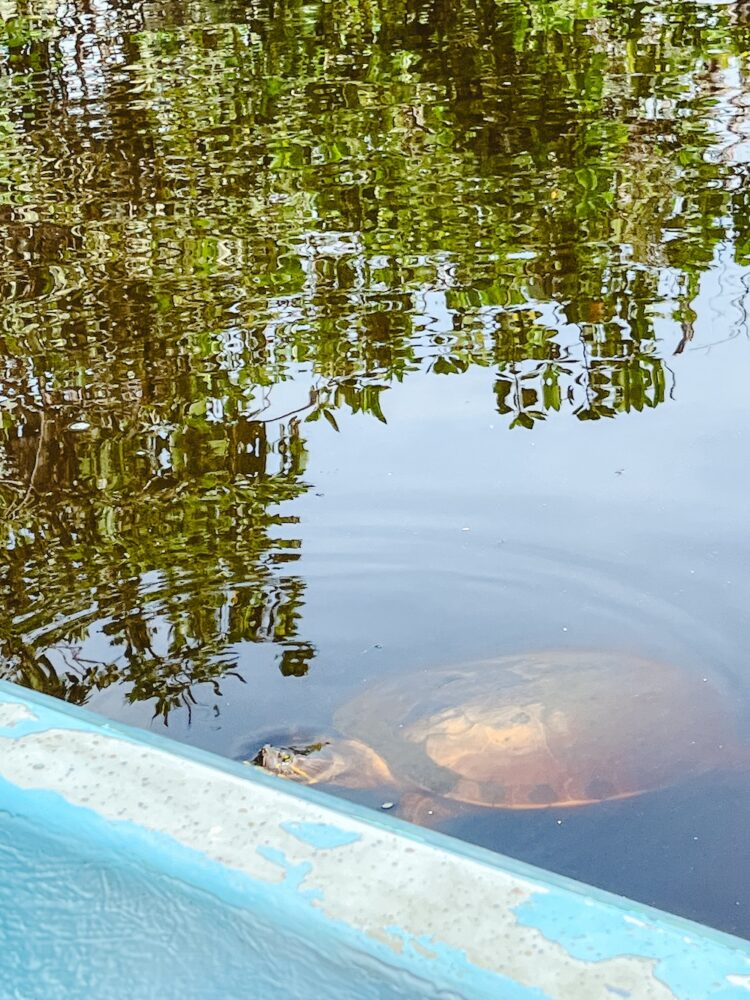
334, 651, 743, 809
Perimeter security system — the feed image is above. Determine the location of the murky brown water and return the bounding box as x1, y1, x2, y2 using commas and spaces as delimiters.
3, 0, 750, 936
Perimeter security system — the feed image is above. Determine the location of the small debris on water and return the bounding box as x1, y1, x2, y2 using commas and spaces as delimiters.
381, 801, 395, 810
68, 421, 90, 432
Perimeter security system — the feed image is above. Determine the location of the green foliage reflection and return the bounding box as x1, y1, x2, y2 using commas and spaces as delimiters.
0, 0, 748, 712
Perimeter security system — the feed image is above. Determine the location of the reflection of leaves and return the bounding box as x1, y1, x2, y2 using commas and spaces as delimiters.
127, 657, 246, 723
0, 629, 91, 705
494, 355, 671, 428
432, 355, 470, 375
278, 643, 316, 677
323, 409, 340, 432
541, 366, 562, 413
0, 15, 53, 50
0, 0, 744, 720
510, 411, 535, 430
0, 408, 312, 715
359, 386, 388, 424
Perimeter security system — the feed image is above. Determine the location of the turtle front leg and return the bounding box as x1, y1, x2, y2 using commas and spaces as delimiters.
396, 791, 459, 829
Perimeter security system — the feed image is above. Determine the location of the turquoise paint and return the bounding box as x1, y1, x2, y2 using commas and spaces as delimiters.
0, 678, 737, 948
0, 699, 96, 739
1, 804, 466, 1000
514, 890, 750, 1000
0, 770, 533, 999
256, 845, 323, 902
0, 772, 289, 926
281, 820, 362, 849
0, 808, 296, 1000
383, 927, 554, 1000
2, 681, 750, 999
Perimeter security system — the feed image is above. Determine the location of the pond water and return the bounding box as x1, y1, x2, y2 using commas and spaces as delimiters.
2, 0, 750, 938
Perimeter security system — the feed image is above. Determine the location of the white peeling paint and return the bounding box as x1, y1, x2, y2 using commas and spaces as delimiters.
0, 724, 677, 999
1, 683, 750, 1000
0, 703, 37, 728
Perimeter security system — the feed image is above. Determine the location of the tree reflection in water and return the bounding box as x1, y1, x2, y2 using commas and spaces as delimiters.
0, 0, 749, 712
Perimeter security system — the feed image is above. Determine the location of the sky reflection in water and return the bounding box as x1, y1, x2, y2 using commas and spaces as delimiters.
1, 0, 750, 936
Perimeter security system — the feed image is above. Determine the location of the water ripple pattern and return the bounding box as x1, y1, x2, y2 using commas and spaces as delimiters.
2, 0, 750, 937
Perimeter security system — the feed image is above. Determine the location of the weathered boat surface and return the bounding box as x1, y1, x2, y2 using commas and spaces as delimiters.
0, 680, 748, 1000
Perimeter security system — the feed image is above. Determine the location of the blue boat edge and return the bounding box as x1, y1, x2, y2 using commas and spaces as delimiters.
0, 678, 749, 1000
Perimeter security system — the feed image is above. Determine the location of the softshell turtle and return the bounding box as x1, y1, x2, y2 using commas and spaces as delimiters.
250, 651, 744, 824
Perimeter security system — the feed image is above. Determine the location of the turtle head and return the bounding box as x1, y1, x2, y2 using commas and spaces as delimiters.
248, 737, 397, 790
251, 741, 331, 780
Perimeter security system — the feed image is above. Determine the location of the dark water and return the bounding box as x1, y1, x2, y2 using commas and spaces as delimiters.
3, 0, 750, 936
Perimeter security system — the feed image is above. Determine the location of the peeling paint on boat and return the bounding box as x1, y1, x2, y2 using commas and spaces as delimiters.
0, 681, 749, 999
0, 701, 37, 728
281, 820, 363, 849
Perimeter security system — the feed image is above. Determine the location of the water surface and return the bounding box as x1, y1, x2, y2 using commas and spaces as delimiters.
2, 0, 750, 936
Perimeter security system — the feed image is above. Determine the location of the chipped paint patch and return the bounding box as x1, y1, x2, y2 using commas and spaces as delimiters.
0, 778, 473, 1000
513, 888, 750, 999
382, 927, 552, 999
256, 845, 322, 902
411, 939, 438, 961
0, 702, 37, 729
0, 682, 749, 1000
0, 691, 104, 739
281, 821, 361, 849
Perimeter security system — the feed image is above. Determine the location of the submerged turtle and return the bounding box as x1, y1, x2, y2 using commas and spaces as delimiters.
249, 651, 744, 824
